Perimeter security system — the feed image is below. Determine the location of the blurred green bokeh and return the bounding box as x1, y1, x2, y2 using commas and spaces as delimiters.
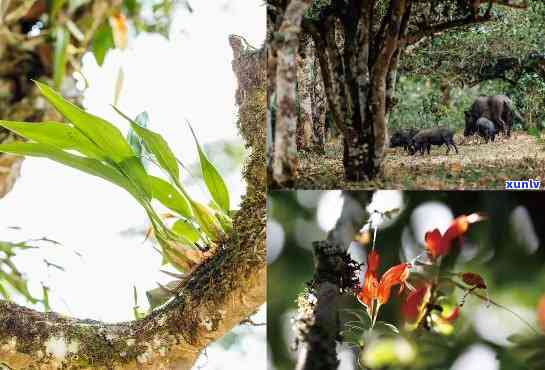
268, 191, 545, 370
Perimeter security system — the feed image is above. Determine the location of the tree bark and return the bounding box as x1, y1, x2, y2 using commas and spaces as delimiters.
0, 37, 267, 370
296, 41, 314, 151
294, 192, 370, 370
306, 1, 410, 181
271, 0, 311, 187
310, 48, 326, 153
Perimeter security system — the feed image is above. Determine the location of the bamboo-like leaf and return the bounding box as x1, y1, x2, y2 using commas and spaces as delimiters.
0, 142, 142, 201
35, 81, 134, 163
172, 219, 201, 243
149, 176, 192, 218
114, 106, 180, 182
0, 120, 105, 159
118, 156, 152, 199
188, 124, 230, 213
190, 200, 224, 240
53, 27, 69, 89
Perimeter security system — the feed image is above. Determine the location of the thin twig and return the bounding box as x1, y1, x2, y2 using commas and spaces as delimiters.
451, 280, 539, 335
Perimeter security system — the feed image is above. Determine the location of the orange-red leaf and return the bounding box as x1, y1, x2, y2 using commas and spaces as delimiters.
462, 272, 487, 289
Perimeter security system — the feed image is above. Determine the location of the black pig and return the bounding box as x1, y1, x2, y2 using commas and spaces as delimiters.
411, 127, 458, 155
390, 128, 418, 153
475, 117, 496, 143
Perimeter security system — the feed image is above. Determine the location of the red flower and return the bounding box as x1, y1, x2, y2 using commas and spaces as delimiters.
401, 285, 431, 323
357, 251, 411, 323
377, 263, 412, 304
538, 295, 545, 332
357, 250, 379, 309
425, 213, 485, 260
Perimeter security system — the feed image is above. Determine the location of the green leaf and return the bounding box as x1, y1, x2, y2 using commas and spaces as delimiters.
188, 124, 230, 213
118, 156, 152, 199
172, 220, 201, 243
190, 200, 224, 240
149, 176, 192, 218
0, 120, 104, 159
376, 321, 400, 334
34, 81, 134, 163
0, 142, 142, 200
53, 27, 69, 89
92, 21, 115, 66
127, 111, 149, 158
113, 106, 180, 182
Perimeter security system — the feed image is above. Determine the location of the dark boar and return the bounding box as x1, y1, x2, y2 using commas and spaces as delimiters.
411, 127, 458, 155
389, 128, 418, 152
475, 117, 496, 143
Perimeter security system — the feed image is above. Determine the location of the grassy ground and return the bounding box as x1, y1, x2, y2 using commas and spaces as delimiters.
287, 132, 545, 190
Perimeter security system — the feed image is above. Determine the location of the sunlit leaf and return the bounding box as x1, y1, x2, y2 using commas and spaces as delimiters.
172, 219, 200, 243
0, 142, 142, 200
118, 156, 152, 199
190, 200, 224, 240
0, 120, 104, 159
188, 124, 230, 213
113, 106, 180, 182
35, 81, 134, 163
149, 176, 192, 218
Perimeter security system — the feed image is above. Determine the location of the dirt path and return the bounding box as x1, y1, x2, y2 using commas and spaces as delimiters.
289, 132, 545, 190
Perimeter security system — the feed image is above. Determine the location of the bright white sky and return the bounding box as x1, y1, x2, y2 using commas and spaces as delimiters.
0, 1, 265, 368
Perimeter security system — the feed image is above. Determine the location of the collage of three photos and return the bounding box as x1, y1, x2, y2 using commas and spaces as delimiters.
0, 0, 544, 369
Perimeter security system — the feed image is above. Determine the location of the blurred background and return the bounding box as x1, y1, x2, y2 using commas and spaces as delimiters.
0, 1, 265, 369
268, 191, 545, 370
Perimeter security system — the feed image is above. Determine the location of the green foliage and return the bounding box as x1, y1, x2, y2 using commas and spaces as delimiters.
92, 21, 115, 66
189, 124, 230, 214
390, 77, 478, 131
398, 1, 545, 133
0, 82, 231, 276
508, 333, 545, 370
0, 239, 55, 311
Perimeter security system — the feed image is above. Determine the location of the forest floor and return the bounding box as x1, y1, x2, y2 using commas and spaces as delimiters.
289, 131, 545, 190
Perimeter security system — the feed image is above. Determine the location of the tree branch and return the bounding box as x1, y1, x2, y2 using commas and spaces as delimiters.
272, 0, 312, 186
295, 192, 370, 370
402, 15, 493, 46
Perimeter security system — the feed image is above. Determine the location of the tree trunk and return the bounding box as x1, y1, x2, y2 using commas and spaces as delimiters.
0, 37, 267, 370
296, 41, 314, 151
271, 0, 311, 187
295, 192, 370, 370
310, 50, 326, 153
306, 0, 410, 181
